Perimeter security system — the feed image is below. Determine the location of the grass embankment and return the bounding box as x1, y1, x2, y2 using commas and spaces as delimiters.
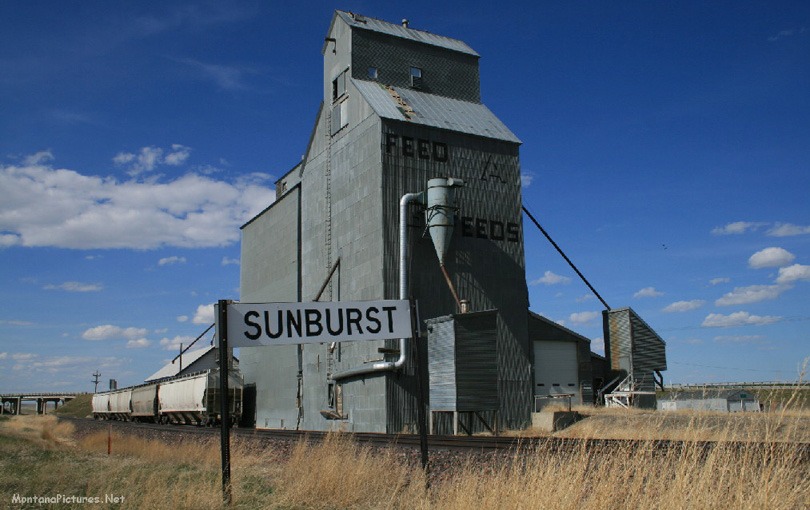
53, 394, 92, 418
1, 412, 808, 510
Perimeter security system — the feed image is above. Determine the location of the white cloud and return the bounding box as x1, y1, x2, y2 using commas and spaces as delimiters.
714, 335, 764, 344
715, 284, 787, 306
192, 303, 215, 325
163, 144, 191, 166
590, 337, 604, 355
776, 264, 810, 284
158, 256, 186, 266
43, 281, 103, 292
82, 325, 148, 341
159, 335, 195, 351
12, 354, 124, 374
569, 311, 600, 324
113, 146, 164, 175
126, 338, 151, 349
634, 287, 663, 298
23, 150, 54, 166
177, 315, 189, 323
520, 172, 534, 188
575, 294, 593, 303
221, 256, 240, 266
0, 151, 275, 249
0, 352, 7, 360
748, 247, 795, 268
701, 311, 781, 328
0, 233, 19, 247
767, 223, 810, 237
711, 221, 765, 235
663, 300, 705, 313
768, 28, 807, 42
709, 277, 730, 286
530, 271, 571, 286
174, 58, 256, 91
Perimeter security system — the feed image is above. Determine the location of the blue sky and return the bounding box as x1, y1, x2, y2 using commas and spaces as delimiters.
1, 1, 808, 392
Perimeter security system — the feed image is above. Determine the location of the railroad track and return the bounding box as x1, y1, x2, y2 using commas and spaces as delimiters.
59, 416, 810, 461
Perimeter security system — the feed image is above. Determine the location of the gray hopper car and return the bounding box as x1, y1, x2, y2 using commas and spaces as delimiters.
91, 369, 243, 427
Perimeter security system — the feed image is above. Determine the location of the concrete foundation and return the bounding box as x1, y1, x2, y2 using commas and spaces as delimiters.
531, 411, 580, 432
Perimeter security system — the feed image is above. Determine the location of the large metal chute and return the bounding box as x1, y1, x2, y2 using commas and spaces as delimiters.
425, 177, 461, 265
426, 177, 465, 311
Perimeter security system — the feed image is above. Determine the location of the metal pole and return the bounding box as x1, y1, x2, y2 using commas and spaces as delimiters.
522, 206, 611, 310
217, 300, 232, 505
411, 298, 429, 474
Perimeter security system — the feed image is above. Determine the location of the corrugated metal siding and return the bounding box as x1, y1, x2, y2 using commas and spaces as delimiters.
426, 315, 457, 410
629, 310, 667, 372
605, 307, 667, 407
427, 311, 499, 412
382, 120, 530, 431
607, 309, 633, 374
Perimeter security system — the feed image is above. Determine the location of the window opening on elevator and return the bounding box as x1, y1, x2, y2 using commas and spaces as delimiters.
410, 66, 422, 88
332, 69, 348, 103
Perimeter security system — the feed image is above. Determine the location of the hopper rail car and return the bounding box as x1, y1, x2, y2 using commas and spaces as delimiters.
91, 369, 243, 427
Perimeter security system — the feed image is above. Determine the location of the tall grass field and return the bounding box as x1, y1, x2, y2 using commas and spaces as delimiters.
1, 405, 807, 509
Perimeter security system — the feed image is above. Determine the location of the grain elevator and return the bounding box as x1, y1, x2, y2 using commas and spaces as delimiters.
239, 11, 573, 433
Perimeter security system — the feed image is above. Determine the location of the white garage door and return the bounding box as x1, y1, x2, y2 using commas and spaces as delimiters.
534, 340, 579, 402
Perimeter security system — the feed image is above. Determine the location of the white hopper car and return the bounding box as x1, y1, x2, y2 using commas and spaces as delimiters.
91, 369, 243, 426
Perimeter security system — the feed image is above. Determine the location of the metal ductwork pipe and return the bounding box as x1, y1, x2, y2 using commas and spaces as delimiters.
331, 191, 424, 381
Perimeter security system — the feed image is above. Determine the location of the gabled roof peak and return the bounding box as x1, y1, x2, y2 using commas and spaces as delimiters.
330, 10, 479, 57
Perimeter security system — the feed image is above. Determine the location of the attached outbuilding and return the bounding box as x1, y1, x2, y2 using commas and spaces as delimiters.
658, 389, 761, 412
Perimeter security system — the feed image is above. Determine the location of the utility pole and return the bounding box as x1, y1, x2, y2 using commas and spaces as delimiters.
92, 371, 101, 393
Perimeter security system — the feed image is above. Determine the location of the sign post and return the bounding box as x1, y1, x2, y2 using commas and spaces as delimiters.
411, 298, 429, 473
215, 298, 415, 504
216, 300, 232, 505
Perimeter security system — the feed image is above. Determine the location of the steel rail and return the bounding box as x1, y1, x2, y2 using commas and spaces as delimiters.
59, 417, 810, 461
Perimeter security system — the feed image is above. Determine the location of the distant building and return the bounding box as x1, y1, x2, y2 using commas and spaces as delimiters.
145, 346, 238, 383
658, 389, 761, 412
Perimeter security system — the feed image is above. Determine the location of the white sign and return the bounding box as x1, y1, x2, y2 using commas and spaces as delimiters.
223, 300, 412, 347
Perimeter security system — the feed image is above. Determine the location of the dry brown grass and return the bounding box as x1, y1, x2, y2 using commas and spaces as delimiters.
272, 432, 427, 509
554, 405, 810, 443
1, 408, 808, 509
0, 414, 75, 447
431, 439, 808, 510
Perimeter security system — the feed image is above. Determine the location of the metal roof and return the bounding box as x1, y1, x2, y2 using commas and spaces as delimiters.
353, 79, 521, 143
145, 346, 213, 382
334, 11, 479, 57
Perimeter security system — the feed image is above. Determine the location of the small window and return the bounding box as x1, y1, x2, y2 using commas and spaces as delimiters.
410, 67, 422, 88
368, 67, 378, 80
330, 100, 348, 135
331, 69, 348, 103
